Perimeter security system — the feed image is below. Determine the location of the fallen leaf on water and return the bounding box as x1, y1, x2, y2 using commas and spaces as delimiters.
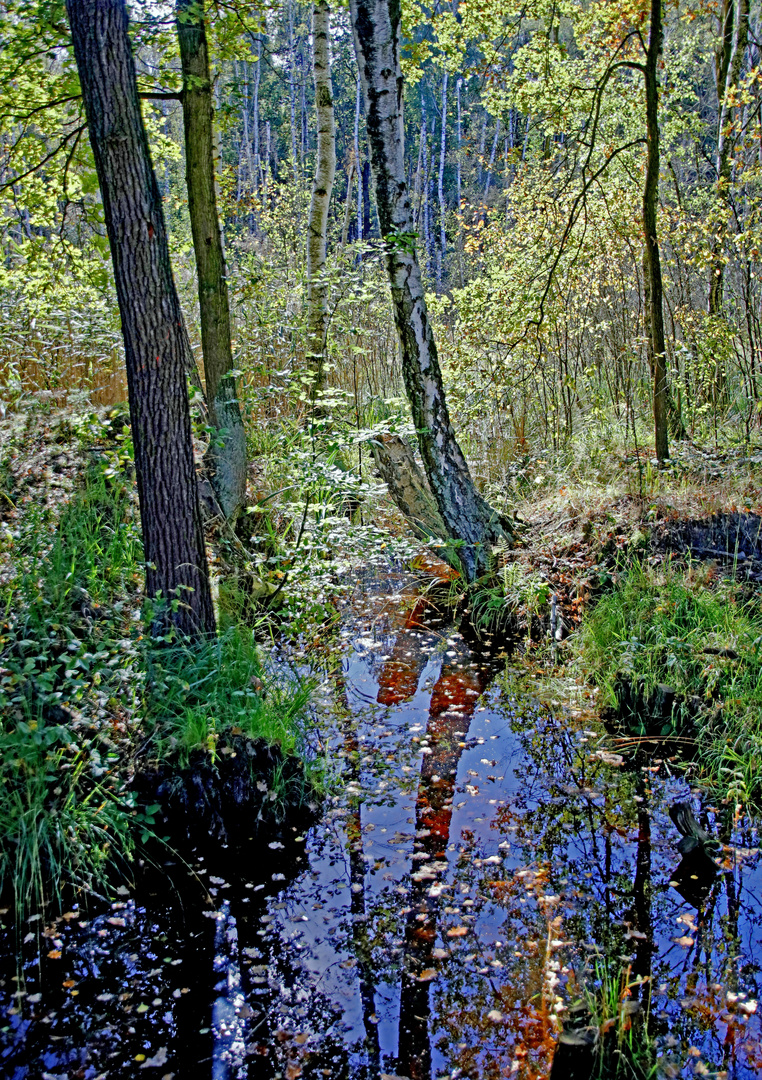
447, 926, 469, 937
416, 969, 438, 982
432, 948, 448, 960
285, 1064, 302, 1079
140, 1047, 168, 1068
47, 950, 61, 960
487, 1010, 504, 1022
62, 980, 76, 989
294, 1033, 309, 1045
674, 935, 694, 947
107, 917, 126, 927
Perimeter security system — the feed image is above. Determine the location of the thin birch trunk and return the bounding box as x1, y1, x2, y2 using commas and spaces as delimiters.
240, 61, 254, 195
437, 70, 448, 292
413, 114, 425, 228
709, 0, 749, 317
483, 118, 500, 201
341, 156, 355, 246
477, 111, 487, 188
456, 76, 463, 285
348, 0, 510, 581
253, 46, 261, 194
288, 0, 298, 188
306, 0, 336, 397
353, 76, 363, 240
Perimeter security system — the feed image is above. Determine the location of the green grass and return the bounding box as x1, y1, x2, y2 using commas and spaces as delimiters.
144, 624, 318, 773
581, 562, 762, 803
0, 465, 142, 919
0, 448, 319, 924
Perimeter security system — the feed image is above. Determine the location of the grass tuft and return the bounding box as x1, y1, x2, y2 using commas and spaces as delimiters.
581, 562, 762, 803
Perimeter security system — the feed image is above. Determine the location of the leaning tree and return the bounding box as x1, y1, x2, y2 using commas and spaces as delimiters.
348, 0, 509, 582
66, 0, 216, 638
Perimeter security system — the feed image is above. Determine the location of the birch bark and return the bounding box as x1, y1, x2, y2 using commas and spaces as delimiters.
306, 0, 336, 396
709, 0, 749, 318
348, 0, 509, 580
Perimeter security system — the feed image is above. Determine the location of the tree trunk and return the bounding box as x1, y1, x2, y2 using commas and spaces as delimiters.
370, 434, 446, 542
709, 0, 749, 318
305, 0, 336, 397
253, 44, 261, 196
288, 0, 299, 189
177, 0, 248, 521
66, 0, 215, 639
437, 69, 448, 293
643, 0, 669, 463
340, 156, 355, 246
353, 75, 363, 242
348, 0, 510, 580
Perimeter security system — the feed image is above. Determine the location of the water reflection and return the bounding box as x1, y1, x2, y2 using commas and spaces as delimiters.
2, 570, 761, 1079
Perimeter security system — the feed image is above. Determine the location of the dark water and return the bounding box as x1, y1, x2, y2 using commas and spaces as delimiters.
2, 571, 761, 1079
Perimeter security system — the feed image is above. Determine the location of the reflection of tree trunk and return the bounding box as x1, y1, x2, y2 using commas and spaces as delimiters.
631, 773, 653, 1001
397, 650, 498, 1079
338, 684, 382, 1069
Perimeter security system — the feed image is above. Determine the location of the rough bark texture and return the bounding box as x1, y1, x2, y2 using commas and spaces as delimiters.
67, 0, 215, 638
305, 0, 336, 396
643, 0, 669, 463
370, 434, 446, 541
709, 0, 749, 318
177, 0, 247, 520
348, 0, 509, 581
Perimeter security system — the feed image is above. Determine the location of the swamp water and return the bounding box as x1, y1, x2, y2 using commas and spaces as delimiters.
1, 570, 761, 1079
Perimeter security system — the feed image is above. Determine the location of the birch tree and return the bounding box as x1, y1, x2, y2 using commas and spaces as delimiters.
348, 0, 510, 581
306, 0, 336, 397
709, 0, 749, 319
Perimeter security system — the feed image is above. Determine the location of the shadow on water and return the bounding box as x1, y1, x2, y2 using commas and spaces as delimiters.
2, 567, 762, 1078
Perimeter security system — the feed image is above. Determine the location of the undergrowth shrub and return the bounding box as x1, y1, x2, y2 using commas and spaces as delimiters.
0, 464, 142, 919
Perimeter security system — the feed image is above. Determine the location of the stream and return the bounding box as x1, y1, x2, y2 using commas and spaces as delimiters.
2, 568, 761, 1079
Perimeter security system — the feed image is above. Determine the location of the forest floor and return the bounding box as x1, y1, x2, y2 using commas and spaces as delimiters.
1, 399, 762, 923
